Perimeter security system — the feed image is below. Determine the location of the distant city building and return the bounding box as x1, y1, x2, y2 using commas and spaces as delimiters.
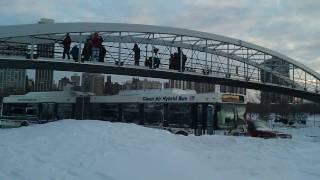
34, 70, 53, 92
71, 74, 81, 86
0, 68, 26, 94
166, 80, 215, 94
104, 76, 123, 95
58, 77, 71, 90
25, 77, 34, 92
123, 78, 162, 90
0, 43, 27, 95
260, 57, 293, 104
166, 80, 246, 95
81, 73, 105, 95
52, 80, 58, 91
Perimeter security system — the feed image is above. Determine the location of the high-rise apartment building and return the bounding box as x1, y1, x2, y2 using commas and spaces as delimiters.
71, 74, 81, 86
34, 70, 53, 92
260, 57, 292, 104
166, 80, 215, 94
0, 43, 27, 94
123, 78, 162, 90
104, 76, 124, 95
81, 73, 105, 95
166, 80, 246, 95
58, 77, 71, 90
0, 68, 26, 94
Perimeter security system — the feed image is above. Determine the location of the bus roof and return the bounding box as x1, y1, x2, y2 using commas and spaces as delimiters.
2, 90, 93, 103
2, 88, 246, 104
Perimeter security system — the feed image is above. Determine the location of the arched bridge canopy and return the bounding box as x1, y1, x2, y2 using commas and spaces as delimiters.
0, 22, 320, 101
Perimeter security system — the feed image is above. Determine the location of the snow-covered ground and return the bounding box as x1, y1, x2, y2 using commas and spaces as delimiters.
1, 120, 320, 180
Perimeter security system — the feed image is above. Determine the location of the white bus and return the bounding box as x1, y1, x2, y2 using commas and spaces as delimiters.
1, 88, 246, 135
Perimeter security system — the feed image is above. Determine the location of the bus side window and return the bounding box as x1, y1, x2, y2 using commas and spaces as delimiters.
12, 107, 24, 115
26, 107, 37, 115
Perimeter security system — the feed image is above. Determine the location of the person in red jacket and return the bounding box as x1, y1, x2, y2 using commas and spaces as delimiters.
62, 33, 71, 59
91, 32, 103, 61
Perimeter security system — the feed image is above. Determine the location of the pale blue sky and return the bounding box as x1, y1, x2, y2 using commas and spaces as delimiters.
1, 0, 320, 83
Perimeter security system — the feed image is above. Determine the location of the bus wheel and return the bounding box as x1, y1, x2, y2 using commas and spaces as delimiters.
20, 121, 29, 127
176, 131, 188, 136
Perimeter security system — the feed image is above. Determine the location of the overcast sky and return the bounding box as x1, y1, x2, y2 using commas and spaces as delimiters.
1, 0, 319, 82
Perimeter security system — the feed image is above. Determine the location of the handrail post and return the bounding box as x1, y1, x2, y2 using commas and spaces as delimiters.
78, 32, 82, 63
118, 32, 122, 67
30, 36, 34, 60
151, 33, 154, 69
180, 36, 183, 72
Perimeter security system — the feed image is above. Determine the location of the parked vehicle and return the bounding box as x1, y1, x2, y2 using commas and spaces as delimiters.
247, 120, 292, 139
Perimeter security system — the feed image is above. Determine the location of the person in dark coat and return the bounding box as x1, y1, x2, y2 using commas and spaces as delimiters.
82, 38, 92, 61
132, 43, 141, 66
99, 46, 106, 62
70, 45, 79, 61
173, 47, 187, 71
62, 33, 71, 59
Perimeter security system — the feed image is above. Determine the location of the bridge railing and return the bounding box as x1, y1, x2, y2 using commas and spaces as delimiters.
0, 30, 319, 95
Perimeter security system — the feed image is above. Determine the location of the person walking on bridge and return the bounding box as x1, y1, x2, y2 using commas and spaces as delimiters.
62, 33, 71, 59
91, 32, 103, 62
133, 43, 141, 66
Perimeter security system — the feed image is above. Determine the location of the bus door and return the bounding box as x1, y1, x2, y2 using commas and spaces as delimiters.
207, 105, 215, 135
75, 96, 90, 120
39, 103, 56, 122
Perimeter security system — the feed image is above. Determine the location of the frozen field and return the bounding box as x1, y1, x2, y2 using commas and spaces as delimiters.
0, 120, 320, 180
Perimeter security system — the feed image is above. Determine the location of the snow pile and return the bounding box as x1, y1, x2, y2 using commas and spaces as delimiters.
1, 120, 320, 180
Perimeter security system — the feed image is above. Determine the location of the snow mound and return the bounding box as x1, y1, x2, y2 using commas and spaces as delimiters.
0, 120, 320, 180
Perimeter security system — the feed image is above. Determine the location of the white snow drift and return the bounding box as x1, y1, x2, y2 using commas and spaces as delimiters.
0, 120, 320, 180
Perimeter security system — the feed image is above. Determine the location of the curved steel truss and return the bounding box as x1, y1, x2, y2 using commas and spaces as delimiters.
0, 23, 319, 100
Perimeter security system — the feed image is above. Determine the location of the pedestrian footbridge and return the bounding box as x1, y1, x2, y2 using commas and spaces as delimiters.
0, 23, 320, 102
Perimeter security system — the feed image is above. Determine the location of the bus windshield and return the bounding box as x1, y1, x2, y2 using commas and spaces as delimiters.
218, 104, 246, 128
